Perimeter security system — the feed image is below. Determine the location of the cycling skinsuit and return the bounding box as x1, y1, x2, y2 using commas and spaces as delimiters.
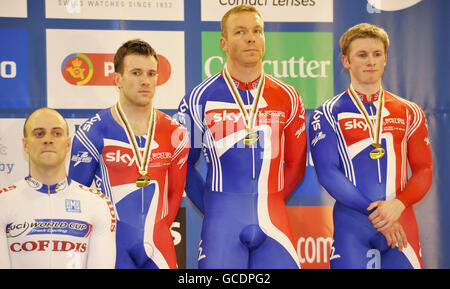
68, 107, 189, 269
0, 177, 116, 269
309, 87, 433, 268
177, 69, 307, 269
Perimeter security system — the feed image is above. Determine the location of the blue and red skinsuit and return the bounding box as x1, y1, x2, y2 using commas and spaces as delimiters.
309, 88, 433, 268
177, 70, 307, 269
69, 107, 189, 269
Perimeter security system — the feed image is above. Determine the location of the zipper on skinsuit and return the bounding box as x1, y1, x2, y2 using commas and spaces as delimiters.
138, 136, 146, 227
369, 102, 382, 184
48, 185, 53, 268
246, 82, 256, 181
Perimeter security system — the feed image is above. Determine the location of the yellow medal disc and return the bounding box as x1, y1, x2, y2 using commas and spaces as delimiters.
369, 147, 385, 160
136, 174, 151, 188
244, 129, 259, 146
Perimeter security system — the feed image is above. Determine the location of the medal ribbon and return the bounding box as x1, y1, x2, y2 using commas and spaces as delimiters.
348, 85, 384, 147
114, 102, 155, 176
223, 65, 265, 131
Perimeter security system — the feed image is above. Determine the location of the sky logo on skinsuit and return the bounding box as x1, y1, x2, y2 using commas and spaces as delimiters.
202, 32, 334, 109
61, 53, 172, 86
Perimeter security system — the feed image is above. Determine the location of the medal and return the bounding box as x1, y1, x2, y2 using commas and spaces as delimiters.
223, 65, 264, 147
136, 170, 151, 187
348, 85, 385, 160
369, 145, 385, 160
136, 173, 151, 188
244, 128, 259, 146
115, 102, 156, 188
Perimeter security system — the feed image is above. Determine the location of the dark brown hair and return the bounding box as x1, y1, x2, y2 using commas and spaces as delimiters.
114, 39, 159, 74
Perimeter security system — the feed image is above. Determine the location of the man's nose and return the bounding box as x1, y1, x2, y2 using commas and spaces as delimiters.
246, 33, 256, 43
141, 74, 153, 86
43, 133, 55, 144
367, 55, 376, 65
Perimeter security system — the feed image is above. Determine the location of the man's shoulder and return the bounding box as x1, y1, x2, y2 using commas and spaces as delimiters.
385, 90, 423, 110
69, 180, 111, 203
155, 109, 186, 131
264, 74, 297, 92
186, 72, 225, 99
384, 91, 428, 125
0, 180, 23, 200
76, 107, 113, 136
311, 90, 350, 118
69, 181, 116, 226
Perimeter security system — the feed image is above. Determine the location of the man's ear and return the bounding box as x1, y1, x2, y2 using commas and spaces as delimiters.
22, 137, 29, 155
342, 54, 350, 70
114, 72, 122, 88
65, 135, 71, 153
220, 36, 228, 53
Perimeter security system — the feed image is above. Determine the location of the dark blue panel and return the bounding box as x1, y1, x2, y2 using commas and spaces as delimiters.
0, 28, 30, 109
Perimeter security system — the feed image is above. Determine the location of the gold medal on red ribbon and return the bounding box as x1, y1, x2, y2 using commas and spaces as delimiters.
349, 85, 385, 160
223, 65, 264, 147
115, 102, 155, 188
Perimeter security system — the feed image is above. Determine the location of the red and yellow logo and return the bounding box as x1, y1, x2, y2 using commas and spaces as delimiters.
61, 53, 171, 86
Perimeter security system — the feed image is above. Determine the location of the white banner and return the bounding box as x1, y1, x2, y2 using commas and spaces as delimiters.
201, 0, 333, 22
46, 29, 185, 110
0, 0, 27, 18
45, 0, 184, 21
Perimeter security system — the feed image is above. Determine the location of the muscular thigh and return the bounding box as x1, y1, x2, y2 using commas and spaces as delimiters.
250, 236, 299, 269
331, 203, 378, 269
198, 217, 248, 269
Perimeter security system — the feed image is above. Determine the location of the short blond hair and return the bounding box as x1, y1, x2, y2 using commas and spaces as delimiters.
340, 23, 390, 56
221, 5, 263, 38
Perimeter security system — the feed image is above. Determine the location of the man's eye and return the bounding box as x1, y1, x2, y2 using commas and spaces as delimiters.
34, 131, 45, 137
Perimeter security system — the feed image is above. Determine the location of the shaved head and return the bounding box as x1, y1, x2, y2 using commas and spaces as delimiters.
23, 108, 69, 137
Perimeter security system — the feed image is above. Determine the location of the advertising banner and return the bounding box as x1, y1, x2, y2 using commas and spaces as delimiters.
0, 28, 30, 109
46, 29, 185, 110
0, 0, 27, 18
45, 0, 184, 20
201, 0, 333, 22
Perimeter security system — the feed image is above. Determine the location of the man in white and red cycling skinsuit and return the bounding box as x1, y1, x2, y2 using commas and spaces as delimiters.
0, 108, 116, 269
68, 39, 189, 269
177, 5, 307, 269
309, 23, 433, 268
